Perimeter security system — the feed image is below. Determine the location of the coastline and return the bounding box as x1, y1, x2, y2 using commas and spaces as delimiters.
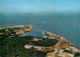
0, 25, 80, 57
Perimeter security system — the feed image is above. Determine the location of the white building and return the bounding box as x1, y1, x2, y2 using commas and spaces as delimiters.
24, 45, 33, 49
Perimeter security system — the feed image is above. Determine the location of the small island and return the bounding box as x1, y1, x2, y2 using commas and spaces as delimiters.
0, 24, 80, 57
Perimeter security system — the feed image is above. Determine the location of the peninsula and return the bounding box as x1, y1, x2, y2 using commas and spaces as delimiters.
0, 24, 80, 57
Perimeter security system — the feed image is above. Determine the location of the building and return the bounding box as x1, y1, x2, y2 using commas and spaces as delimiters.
31, 37, 42, 41
33, 46, 43, 50
24, 45, 33, 49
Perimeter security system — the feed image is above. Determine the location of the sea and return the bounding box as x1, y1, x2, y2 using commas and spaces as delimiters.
0, 14, 80, 47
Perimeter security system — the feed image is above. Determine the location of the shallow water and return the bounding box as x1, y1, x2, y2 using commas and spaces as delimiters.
0, 14, 80, 47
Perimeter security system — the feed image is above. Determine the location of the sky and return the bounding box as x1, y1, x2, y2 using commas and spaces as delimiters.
0, 0, 80, 13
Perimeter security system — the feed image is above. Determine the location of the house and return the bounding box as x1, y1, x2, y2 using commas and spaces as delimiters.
58, 52, 74, 57
24, 45, 33, 49
31, 37, 42, 41
33, 46, 43, 50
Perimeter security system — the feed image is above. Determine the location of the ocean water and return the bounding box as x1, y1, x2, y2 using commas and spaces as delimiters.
0, 14, 80, 47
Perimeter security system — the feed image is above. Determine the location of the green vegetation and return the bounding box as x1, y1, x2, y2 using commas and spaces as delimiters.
0, 28, 17, 38
0, 28, 47, 57
26, 48, 46, 57
0, 34, 46, 57
29, 38, 58, 47
74, 52, 80, 57
0, 29, 6, 33
0, 35, 33, 57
